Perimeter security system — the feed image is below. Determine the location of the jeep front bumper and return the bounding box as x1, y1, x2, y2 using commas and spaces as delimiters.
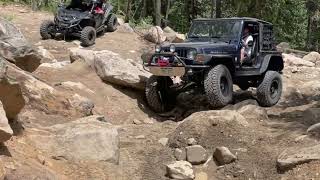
143, 53, 210, 76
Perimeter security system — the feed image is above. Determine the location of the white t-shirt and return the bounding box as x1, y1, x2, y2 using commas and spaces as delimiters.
244, 35, 253, 46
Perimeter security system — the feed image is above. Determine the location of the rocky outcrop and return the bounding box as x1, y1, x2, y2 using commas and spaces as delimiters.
70, 48, 151, 90
283, 53, 315, 67
303, 51, 320, 64
0, 17, 41, 72
0, 57, 25, 120
0, 101, 13, 142
166, 161, 195, 180
277, 144, 320, 171
27, 115, 119, 164
94, 50, 151, 90
69, 48, 95, 68
144, 26, 166, 43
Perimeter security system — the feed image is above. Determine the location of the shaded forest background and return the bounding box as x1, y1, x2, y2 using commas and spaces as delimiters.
1, 0, 320, 51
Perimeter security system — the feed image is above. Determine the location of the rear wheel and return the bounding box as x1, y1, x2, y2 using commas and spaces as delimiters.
145, 76, 175, 113
40, 20, 56, 39
204, 65, 233, 108
256, 71, 282, 107
106, 14, 118, 32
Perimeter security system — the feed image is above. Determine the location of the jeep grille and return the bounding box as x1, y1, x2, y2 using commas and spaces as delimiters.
163, 48, 188, 58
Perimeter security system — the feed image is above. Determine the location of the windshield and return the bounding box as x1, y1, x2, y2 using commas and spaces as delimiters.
188, 20, 241, 41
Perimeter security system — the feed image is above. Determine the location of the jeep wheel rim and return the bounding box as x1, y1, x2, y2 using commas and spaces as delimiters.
220, 76, 229, 96
88, 31, 94, 41
270, 79, 279, 99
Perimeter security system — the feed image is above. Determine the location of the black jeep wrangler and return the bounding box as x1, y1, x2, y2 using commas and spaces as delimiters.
143, 18, 284, 113
40, 0, 118, 47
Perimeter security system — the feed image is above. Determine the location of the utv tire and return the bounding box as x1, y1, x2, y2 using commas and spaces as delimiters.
80, 26, 96, 47
106, 14, 118, 32
145, 76, 175, 113
257, 71, 282, 107
204, 65, 233, 108
40, 20, 55, 40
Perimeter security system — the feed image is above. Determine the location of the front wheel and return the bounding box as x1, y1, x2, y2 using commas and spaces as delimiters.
256, 71, 282, 107
40, 20, 56, 40
145, 76, 175, 113
204, 65, 233, 108
80, 26, 96, 47
106, 14, 118, 32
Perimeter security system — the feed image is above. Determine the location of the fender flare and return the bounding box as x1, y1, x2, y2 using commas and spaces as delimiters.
259, 54, 284, 74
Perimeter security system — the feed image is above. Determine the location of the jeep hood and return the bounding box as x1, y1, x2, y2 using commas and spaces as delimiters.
165, 42, 238, 53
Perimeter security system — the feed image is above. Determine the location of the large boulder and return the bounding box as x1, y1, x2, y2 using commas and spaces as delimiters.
5, 59, 90, 119
0, 57, 25, 120
276, 42, 290, 52
27, 115, 119, 164
144, 26, 166, 43
166, 33, 186, 43
94, 50, 151, 90
117, 23, 134, 33
303, 51, 320, 63
69, 48, 95, 68
0, 101, 13, 142
277, 144, 320, 171
283, 53, 315, 67
0, 17, 41, 72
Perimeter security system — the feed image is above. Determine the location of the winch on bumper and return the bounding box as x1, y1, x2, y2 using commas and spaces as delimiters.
143, 52, 211, 77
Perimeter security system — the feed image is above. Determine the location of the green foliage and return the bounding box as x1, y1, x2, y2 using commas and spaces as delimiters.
2, 0, 319, 50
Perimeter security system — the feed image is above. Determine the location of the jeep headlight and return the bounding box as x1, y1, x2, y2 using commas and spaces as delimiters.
155, 44, 161, 53
170, 44, 176, 53
187, 49, 197, 60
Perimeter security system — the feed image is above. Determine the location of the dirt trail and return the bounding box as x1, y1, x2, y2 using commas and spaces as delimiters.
0, 3, 320, 180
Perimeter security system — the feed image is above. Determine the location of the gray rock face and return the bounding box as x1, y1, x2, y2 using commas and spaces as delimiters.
277, 144, 320, 171
166, 161, 195, 180
213, 147, 237, 165
174, 148, 187, 161
186, 145, 207, 165
28, 115, 119, 164
94, 50, 151, 90
0, 17, 41, 72
0, 101, 13, 142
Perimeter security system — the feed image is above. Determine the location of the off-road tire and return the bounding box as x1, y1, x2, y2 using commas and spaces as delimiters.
106, 14, 118, 32
40, 20, 55, 40
145, 76, 174, 113
80, 26, 96, 47
257, 71, 282, 107
204, 65, 233, 108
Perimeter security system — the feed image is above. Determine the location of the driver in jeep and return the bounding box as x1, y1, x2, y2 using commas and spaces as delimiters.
240, 27, 254, 64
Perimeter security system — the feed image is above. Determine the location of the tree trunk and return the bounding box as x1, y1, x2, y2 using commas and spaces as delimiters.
154, 0, 161, 26
211, 0, 215, 18
216, 0, 221, 18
